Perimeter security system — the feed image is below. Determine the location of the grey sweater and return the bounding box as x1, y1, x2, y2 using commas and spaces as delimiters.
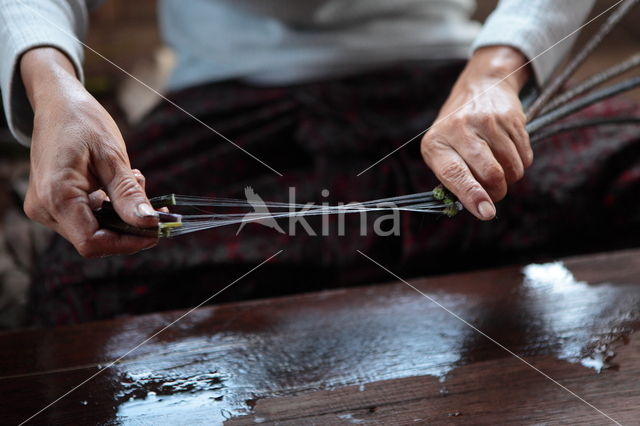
0, 0, 594, 145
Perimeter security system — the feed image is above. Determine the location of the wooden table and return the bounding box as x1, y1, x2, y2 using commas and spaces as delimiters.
2, 249, 640, 425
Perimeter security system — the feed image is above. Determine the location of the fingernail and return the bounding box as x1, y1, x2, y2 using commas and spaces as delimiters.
137, 203, 158, 218
477, 201, 496, 220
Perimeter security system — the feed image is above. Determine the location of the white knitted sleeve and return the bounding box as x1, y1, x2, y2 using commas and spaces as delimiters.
471, 0, 596, 86
0, 0, 103, 145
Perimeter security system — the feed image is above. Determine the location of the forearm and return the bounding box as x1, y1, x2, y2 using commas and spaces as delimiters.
21, 47, 81, 113
21, 46, 159, 257
0, 0, 90, 145
471, 0, 595, 85
462, 46, 530, 93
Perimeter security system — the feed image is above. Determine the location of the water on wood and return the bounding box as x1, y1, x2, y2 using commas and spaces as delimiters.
111, 260, 640, 423
1, 252, 639, 424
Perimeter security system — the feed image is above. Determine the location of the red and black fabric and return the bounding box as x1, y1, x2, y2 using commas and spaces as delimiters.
31, 61, 640, 325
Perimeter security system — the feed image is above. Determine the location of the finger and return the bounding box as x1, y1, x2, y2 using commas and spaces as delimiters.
88, 189, 109, 210
95, 157, 158, 229
47, 190, 157, 257
131, 169, 167, 212
421, 140, 496, 220
485, 130, 524, 184
508, 122, 534, 169
453, 137, 508, 201
132, 168, 146, 190
78, 229, 158, 258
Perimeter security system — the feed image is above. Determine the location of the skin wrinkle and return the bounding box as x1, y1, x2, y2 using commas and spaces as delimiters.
455, 135, 507, 199
21, 47, 158, 257
484, 165, 508, 200
439, 158, 482, 200
108, 176, 146, 211
20, 37, 532, 253
507, 118, 533, 168
463, 143, 504, 196
491, 129, 523, 183
50, 185, 88, 218
421, 46, 530, 219
476, 104, 524, 184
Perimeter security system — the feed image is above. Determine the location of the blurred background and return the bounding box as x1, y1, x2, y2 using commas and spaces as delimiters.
0, 0, 638, 327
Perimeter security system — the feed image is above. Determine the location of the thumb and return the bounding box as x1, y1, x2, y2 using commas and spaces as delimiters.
102, 164, 158, 229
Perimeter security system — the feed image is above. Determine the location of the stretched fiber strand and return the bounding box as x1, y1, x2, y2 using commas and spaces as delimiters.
526, 0, 639, 120
152, 188, 463, 237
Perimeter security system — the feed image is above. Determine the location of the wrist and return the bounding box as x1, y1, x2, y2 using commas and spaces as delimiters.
20, 47, 82, 112
466, 46, 530, 92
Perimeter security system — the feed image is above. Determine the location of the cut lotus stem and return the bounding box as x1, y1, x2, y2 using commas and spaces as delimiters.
539, 52, 640, 115
444, 201, 464, 218
530, 116, 640, 144
159, 221, 183, 238
432, 185, 447, 201
527, 76, 640, 134
94, 207, 161, 238
158, 211, 182, 223
94, 199, 183, 238
150, 194, 177, 208
526, 0, 640, 120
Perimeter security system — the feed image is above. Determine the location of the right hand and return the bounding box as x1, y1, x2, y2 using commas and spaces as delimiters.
21, 47, 159, 257
420, 46, 533, 221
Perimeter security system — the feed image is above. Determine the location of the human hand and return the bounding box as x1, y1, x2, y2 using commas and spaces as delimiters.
21, 48, 159, 257
421, 47, 533, 220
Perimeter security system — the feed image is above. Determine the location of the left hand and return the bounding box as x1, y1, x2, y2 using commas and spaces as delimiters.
21, 47, 160, 257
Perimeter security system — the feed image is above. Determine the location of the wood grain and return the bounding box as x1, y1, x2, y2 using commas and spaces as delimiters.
1, 249, 639, 425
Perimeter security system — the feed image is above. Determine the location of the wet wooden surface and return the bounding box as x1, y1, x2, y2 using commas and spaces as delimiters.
1, 249, 640, 425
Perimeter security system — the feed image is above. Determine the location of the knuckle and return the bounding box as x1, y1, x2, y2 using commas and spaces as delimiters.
48, 184, 86, 216
111, 175, 143, 199
75, 241, 93, 258
520, 136, 534, 168
420, 142, 431, 158
510, 115, 525, 129
484, 164, 505, 187
471, 112, 493, 127
523, 149, 534, 168
440, 161, 468, 184
512, 110, 527, 126
23, 196, 39, 221
459, 180, 481, 197
447, 115, 466, 128
42, 183, 62, 206
496, 110, 513, 122
24, 186, 54, 222
507, 162, 525, 182
95, 142, 128, 169
420, 136, 446, 158
495, 185, 508, 201
515, 163, 525, 180
75, 240, 100, 259
464, 139, 487, 160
